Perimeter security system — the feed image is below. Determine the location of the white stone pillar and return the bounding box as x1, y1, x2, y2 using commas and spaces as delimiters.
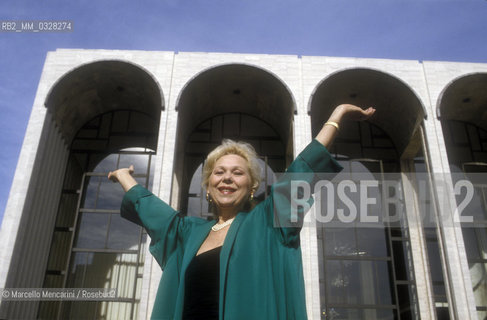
422, 80, 478, 319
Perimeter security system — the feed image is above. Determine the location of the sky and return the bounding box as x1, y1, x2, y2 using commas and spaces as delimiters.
1, 0, 487, 223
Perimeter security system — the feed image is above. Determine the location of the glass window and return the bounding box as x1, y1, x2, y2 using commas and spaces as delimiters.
318, 121, 418, 319
39, 110, 157, 320
443, 120, 487, 313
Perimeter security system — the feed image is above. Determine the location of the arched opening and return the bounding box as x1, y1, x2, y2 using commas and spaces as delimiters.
310, 68, 425, 319
34, 61, 163, 319
173, 64, 295, 213
439, 73, 487, 319
309, 68, 425, 156
45, 60, 163, 144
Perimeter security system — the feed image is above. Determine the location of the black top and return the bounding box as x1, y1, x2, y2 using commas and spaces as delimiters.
183, 246, 222, 320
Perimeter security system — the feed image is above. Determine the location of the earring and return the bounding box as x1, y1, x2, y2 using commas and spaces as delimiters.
249, 191, 254, 202
206, 192, 212, 203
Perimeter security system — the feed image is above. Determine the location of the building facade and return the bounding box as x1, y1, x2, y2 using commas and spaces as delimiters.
0, 49, 486, 319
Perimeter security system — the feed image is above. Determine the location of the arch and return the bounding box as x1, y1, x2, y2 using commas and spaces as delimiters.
45, 60, 164, 144
37, 61, 164, 318
308, 68, 426, 155
175, 63, 296, 149
175, 62, 296, 112
436, 72, 487, 131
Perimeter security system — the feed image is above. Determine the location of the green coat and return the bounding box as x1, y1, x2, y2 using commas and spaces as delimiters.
121, 140, 342, 320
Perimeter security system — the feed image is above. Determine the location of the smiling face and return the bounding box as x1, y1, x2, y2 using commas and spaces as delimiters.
207, 154, 252, 217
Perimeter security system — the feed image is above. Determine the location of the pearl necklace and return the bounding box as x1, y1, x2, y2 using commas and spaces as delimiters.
211, 217, 235, 232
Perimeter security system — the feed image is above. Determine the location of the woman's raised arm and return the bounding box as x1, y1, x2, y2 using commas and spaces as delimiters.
315, 104, 376, 149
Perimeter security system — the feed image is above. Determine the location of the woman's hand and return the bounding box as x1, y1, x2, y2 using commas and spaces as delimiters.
108, 165, 137, 192
316, 104, 375, 149
328, 104, 376, 123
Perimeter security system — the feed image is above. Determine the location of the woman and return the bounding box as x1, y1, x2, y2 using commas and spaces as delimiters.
108, 104, 375, 320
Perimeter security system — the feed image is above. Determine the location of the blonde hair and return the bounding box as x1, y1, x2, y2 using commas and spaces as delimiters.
202, 140, 261, 191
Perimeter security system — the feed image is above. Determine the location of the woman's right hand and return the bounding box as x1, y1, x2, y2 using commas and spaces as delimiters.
108, 165, 137, 192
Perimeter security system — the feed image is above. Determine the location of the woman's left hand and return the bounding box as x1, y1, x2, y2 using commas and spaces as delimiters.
329, 104, 376, 123
316, 104, 375, 148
